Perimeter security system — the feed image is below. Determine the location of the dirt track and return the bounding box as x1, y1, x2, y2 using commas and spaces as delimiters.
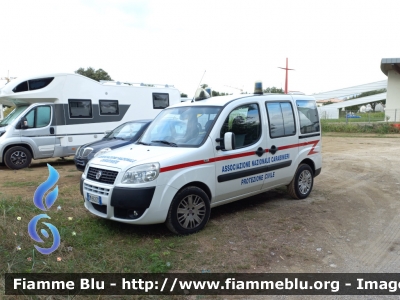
266, 135, 400, 273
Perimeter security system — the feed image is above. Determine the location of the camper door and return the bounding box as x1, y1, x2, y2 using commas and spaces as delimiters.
19, 105, 56, 158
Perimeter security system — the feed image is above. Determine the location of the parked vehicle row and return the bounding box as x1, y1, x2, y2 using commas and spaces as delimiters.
1, 76, 322, 235
0, 73, 180, 169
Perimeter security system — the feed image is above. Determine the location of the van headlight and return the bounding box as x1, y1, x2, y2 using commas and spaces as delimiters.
84, 163, 90, 175
94, 148, 111, 157
121, 163, 160, 184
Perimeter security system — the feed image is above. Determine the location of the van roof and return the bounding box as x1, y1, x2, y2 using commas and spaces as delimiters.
170, 93, 316, 108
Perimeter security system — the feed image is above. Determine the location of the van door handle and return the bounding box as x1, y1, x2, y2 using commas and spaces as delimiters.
269, 145, 278, 155
255, 147, 265, 157
50, 127, 55, 134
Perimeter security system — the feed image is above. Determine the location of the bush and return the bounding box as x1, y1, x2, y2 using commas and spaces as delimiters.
321, 122, 400, 134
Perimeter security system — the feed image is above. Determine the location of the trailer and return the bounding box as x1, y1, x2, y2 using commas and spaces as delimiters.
0, 73, 181, 169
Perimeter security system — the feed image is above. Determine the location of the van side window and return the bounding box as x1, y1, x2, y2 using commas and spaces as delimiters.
68, 99, 92, 118
220, 104, 261, 148
153, 93, 169, 109
24, 106, 51, 128
266, 102, 296, 138
99, 100, 119, 115
296, 100, 320, 134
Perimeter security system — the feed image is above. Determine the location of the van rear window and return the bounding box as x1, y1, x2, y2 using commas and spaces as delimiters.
296, 100, 320, 134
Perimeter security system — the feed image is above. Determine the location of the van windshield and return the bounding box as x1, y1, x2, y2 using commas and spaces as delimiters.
0, 105, 29, 127
140, 106, 221, 147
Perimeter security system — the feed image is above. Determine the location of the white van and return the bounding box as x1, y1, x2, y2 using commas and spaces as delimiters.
0, 73, 181, 169
80, 88, 322, 234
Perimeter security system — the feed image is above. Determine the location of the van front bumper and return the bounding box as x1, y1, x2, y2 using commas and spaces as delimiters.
82, 178, 177, 225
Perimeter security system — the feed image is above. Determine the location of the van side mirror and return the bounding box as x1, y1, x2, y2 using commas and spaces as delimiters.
216, 132, 236, 151
104, 130, 111, 136
21, 117, 28, 129
224, 132, 235, 150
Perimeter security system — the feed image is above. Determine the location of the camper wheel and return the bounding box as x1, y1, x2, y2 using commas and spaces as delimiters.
166, 186, 211, 235
4, 146, 32, 170
288, 164, 314, 200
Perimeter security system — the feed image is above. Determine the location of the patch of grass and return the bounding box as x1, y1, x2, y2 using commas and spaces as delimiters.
0, 194, 186, 274
3, 181, 39, 187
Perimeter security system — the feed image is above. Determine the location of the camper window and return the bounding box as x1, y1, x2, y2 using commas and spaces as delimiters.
68, 99, 92, 118
28, 77, 54, 91
266, 102, 296, 138
296, 100, 320, 134
99, 100, 119, 115
153, 93, 169, 109
12, 77, 54, 93
13, 81, 28, 93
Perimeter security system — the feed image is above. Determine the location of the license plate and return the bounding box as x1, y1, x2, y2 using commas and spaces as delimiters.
87, 193, 102, 205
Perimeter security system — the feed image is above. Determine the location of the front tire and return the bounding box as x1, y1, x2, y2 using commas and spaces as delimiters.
4, 146, 32, 170
288, 164, 314, 200
166, 186, 211, 235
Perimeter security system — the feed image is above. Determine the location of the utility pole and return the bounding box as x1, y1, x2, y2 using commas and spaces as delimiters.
278, 58, 294, 94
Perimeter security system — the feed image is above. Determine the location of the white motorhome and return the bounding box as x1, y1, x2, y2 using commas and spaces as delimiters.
0, 73, 181, 169
80, 86, 322, 234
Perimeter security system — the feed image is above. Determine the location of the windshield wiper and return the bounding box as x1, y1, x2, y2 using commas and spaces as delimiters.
137, 141, 150, 145
151, 140, 178, 147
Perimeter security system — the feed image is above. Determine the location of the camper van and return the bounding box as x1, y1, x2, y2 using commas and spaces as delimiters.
80, 86, 322, 234
0, 73, 181, 169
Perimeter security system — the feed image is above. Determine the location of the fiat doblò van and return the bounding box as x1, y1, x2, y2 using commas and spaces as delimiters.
80, 89, 321, 234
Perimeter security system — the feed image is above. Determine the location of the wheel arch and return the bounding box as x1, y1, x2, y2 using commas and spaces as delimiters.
175, 181, 212, 203
299, 158, 316, 176
3, 143, 34, 162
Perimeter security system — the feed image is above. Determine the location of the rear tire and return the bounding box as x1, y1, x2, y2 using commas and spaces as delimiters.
166, 186, 211, 235
4, 146, 32, 170
288, 164, 314, 200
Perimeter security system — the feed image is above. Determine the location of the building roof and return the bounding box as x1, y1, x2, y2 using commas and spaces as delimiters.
317, 98, 344, 103
321, 92, 386, 109
381, 58, 400, 76
312, 80, 387, 100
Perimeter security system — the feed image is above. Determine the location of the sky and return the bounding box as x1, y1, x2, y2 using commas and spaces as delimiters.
1, 0, 400, 97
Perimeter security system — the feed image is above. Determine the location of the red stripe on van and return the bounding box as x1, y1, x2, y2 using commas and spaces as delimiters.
159, 140, 319, 173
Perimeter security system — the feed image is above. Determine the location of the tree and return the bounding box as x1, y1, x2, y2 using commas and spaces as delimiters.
3, 106, 14, 118
263, 87, 284, 94
180, 93, 188, 97
75, 67, 113, 82
199, 84, 231, 97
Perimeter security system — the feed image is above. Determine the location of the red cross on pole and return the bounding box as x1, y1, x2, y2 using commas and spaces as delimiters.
278, 58, 294, 94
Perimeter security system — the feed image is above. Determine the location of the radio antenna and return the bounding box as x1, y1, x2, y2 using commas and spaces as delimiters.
192, 70, 206, 102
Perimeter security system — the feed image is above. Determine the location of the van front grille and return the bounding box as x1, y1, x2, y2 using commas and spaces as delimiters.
87, 167, 118, 184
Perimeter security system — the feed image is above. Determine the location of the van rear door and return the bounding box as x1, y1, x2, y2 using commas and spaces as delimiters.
295, 99, 322, 165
